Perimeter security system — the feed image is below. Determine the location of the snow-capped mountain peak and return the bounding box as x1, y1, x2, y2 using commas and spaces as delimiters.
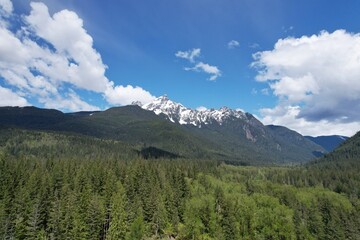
141, 95, 247, 126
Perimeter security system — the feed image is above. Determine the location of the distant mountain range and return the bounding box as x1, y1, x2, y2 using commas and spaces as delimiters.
309, 131, 360, 167
0, 96, 350, 165
305, 135, 349, 152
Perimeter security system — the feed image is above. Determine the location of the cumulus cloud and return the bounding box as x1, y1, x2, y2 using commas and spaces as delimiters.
260, 105, 360, 137
175, 48, 201, 63
25, 2, 110, 92
40, 90, 100, 112
0, 1, 155, 111
252, 30, 360, 136
0, 86, 28, 106
227, 40, 240, 49
185, 62, 221, 81
105, 85, 155, 106
0, 0, 13, 15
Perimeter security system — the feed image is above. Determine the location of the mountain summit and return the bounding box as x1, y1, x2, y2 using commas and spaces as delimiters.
142, 95, 247, 126
140, 95, 326, 163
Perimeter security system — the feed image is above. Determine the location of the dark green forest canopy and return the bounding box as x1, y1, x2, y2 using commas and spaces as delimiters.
0, 128, 359, 239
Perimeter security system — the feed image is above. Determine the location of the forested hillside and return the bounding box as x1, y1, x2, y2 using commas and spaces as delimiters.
0, 106, 325, 164
305, 135, 349, 152
0, 128, 359, 239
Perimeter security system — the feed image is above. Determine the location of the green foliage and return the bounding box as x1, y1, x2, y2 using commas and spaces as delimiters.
126, 214, 145, 240
0, 128, 359, 239
107, 182, 127, 240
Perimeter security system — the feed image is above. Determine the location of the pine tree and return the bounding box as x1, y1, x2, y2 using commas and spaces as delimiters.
47, 191, 63, 240
87, 194, 106, 240
26, 200, 42, 239
126, 214, 145, 240
107, 182, 127, 240
150, 191, 168, 237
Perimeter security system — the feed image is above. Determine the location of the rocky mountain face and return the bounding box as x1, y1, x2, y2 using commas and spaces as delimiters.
140, 96, 325, 163
141, 95, 265, 143
141, 95, 247, 126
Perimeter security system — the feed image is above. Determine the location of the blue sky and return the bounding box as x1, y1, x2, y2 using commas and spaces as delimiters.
1, 0, 360, 136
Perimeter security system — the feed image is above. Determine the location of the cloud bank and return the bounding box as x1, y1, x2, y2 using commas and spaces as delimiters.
253, 30, 360, 136
0, 1, 155, 111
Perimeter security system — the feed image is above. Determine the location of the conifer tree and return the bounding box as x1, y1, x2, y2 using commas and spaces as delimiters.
107, 182, 127, 240
126, 213, 145, 240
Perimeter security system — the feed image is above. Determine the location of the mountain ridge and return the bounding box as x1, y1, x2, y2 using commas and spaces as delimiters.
305, 135, 349, 152
0, 99, 326, 164
141, 95, 248, 127
139, 96, 326, 163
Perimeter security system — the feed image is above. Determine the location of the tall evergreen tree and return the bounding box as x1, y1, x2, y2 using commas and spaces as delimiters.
107, 182, 127, 240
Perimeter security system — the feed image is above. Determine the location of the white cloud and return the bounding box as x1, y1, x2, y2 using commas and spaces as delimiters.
0, 0, 13, 15
104, 85, 155, 106
175, 48, 221, 81
40, 90, 100, 112
0, 86, 28, 106
196, 106, 207, 112
253, 30, 360, 136
227, 40, 240, 49
185, 62, 221, 81
269, 74, 319, 102
175, 48, 201, 63
0, 1, 155, 111
25, 2, 110, 92
260, 105, 360, 137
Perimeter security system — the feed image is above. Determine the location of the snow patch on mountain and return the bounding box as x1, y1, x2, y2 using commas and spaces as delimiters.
141, 95, 248, 126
